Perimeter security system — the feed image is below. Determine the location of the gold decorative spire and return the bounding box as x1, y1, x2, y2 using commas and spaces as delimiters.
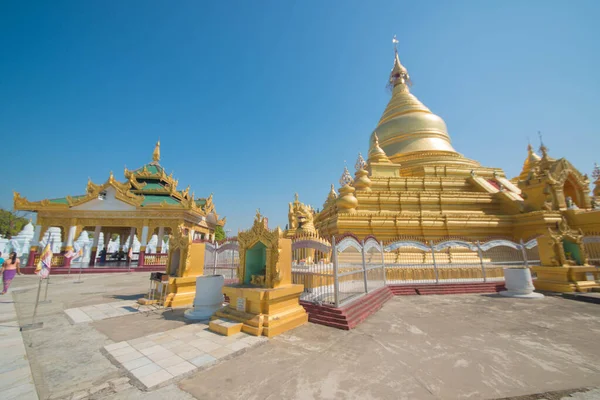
518, 142, 542, 181
355, 153, 367, 171
339, 166, 353, 187
370, 39, 473, 168
368, 133, 391, 164
593, 162, 600, 181
152, 140, 161, 163
388, 35, 412, 89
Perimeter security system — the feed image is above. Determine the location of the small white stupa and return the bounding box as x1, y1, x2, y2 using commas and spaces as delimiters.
40, 227, 62, 253
8, 220, 35, 256
147, 234, 158, 253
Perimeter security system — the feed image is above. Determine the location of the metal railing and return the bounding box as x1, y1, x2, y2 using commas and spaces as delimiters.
583, 236, 600, 266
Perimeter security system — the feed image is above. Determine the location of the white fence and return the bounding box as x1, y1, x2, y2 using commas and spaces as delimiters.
291, 235, 540, 308
204, 240, 239, 280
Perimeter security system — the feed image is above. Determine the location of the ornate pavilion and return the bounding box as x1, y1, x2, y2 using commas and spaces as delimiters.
14, 142, 225, 268
306, 44, 600, 243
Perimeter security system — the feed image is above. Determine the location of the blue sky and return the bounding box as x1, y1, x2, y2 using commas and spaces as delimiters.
1, 1, 599, 233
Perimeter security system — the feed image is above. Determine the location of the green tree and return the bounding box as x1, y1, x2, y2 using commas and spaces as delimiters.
0, 209, 29, 238
214, 225, 226, 241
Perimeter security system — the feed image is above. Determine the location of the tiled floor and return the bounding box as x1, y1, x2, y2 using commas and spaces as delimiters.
0, 295, 39, 400
103, 323, 267, 389
64, 300, 155, 323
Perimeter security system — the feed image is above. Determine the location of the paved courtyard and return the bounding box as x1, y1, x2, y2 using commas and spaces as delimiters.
2, 273, 600, 399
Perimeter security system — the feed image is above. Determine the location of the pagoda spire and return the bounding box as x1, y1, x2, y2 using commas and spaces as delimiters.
152, 140, 161, 163
388, 35, 412, 89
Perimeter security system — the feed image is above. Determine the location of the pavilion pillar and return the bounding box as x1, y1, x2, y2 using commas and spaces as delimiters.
127, 227, 135, 265
139, 226, 149, 267
27, 225, 43, 267
157, 227, 164, 253
65, 225, 77, 251
89, 226, 102, 267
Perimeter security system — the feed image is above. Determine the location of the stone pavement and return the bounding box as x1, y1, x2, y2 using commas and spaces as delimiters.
64, 300, 154, 324
0, 293, 38, 399
103, 323, 266, 390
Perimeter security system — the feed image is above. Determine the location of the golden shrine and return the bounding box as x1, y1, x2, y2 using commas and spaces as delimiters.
294, 41, 600, 292
209, 211, 308, 337
14, 141, 225, 268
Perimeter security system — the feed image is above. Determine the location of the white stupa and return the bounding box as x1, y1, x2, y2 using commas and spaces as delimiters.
7, 221, 35, 256
40, 227, 62, 253
74, 231, 91, 261
147, 234, 158, 253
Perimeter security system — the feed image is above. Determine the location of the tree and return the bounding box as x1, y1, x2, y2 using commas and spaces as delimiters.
214, 225, 226, 241
0, 209, 29, 238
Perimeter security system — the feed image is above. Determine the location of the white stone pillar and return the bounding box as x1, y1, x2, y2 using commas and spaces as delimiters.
32, 225, 42, 245
157, 227, 164, 252
66, 225, 77, 250
140, 226, 149, 246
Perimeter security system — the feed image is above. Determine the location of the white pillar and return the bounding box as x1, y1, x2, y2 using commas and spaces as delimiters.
140, 226, 149, 246
92, 226, 101, 249
66, 225, 77, 250
157, 227, 164, 252
128, 227, 135, 249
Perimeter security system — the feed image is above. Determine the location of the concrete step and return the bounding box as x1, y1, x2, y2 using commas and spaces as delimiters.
208, 318, 244, 336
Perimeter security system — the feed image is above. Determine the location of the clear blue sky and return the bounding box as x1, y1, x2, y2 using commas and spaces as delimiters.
1, 1, 599, 233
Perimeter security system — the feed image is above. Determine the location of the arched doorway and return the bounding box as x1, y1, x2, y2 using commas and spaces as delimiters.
563, 175, 584, 208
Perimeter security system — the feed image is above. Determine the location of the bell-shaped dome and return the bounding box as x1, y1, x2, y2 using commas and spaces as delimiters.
370, 48, 478, 169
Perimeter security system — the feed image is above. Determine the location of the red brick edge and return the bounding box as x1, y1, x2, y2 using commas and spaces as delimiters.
301, 282, 505, 330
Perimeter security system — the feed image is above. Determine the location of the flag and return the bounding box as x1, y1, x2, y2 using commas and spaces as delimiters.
128, 246, 133, 259
35, 244, 53, 279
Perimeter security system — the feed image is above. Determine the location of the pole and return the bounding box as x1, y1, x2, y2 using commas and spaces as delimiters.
380, 241, 387, 286
476, 241, 487, 283
75, 244, 85, 284
430, 241, 439, 284
213, 243, 218, 275
520, 239, 529, 268
361, 240, 369, 294
332, 236, 340, 307
20, 277, 44, 331
40, 239, 53, 304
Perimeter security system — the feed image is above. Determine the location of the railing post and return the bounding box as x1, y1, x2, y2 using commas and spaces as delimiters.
213, 243, 218, 275
520, 239, 529, 268
476, 241, 487, 283
429, 241, 439, 284
332, 236, 340, 308
380, 241, 387, 286
361, 240, 369, 294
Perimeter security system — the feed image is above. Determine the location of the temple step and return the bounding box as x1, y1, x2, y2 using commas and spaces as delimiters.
209, 318, 244, 336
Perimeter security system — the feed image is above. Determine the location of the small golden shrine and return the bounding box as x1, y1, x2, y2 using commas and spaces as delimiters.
209, 211, 307, 337
138, 224, 209, 307
532, 217, 598, 292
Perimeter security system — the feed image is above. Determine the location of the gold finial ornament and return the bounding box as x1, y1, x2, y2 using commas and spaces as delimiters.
368, 133, 391, 164
355, 153, 367, 171
152, 140, 161, 163
593, 163, 600, 181
339, 166, 353, 187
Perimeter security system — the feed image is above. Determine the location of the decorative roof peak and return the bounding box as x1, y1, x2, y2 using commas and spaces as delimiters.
355, 152, 367, 172
388, 35, 412, 90
593, 162, 600, 182
339, 166, 353, 188
152, 140, 160, 164
368, 133, 392, 164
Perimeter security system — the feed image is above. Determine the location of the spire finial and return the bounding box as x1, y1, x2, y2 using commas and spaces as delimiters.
388, 37, 411, 89
294, 193, 299, 202
339, 166, 353, 187
538, 131, 549, 157
593, 163, 600, 181
152, 140, 161, 163
355, 152, 367, 171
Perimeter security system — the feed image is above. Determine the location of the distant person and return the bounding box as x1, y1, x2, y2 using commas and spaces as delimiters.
1, 252, 22, 294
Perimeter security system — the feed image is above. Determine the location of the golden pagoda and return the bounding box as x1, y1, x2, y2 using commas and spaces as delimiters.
301, 40, 600, 292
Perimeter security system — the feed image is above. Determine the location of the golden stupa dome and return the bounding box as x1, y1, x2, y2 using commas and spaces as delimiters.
517, 144, 541, 181
369, 45, 478, 169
